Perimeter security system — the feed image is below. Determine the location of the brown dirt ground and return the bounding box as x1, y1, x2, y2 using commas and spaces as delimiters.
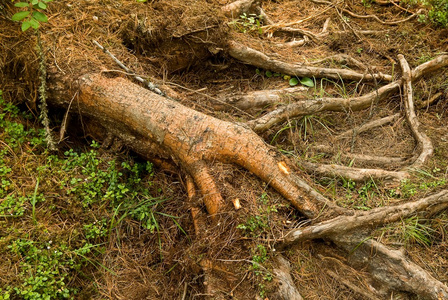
1, 0, 448, 299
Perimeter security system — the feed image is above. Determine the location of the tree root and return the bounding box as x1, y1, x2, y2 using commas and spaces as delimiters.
227, 41, 392, 82
282, 190, 448, 244
50, 52, 448, 300
273, 255, 304, 300
334, 113, 401, 141
299, 161, 409, 182
398, 54, 434, 170
213, 87, 308, 111
246, 55, 448, 132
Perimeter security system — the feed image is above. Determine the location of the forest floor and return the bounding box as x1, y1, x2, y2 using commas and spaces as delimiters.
1, 0, 448, 299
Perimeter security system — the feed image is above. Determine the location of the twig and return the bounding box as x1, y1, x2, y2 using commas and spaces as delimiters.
92, 40, 165, 96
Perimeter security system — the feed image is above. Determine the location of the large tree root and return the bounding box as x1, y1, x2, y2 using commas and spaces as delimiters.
53, 69, 448, 299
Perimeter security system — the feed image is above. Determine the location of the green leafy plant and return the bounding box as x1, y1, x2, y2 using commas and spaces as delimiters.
237, 193, 278, 236
230, 13, 263, 34
289, 76, 315, 87
11, 0, 52, 31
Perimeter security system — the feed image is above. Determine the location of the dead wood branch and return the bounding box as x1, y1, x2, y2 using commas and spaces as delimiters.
283, 190, 448, 244
334, 113, 400, 140
299, 161, 409, 182
273, 256, 304, 300
399, 54, 434, 169
247, 55, 448, 132
227, 41, 392, 82
214, 87, 308, 111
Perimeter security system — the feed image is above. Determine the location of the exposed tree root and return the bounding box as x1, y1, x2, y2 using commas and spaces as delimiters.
227, 41, 392, 82
335, 238, 448, 299
213, 87, 308, 111
60, 71, 448, 299
309, 0, 423, 25
311, 54, 369, 70
246, 55, 448, 132
399, 54, 434, 170
282, 190, 448, 244
326, 270, 382, 300
418, 91, 443, 108
334, 113, 401, 140
273, 255, 304, 300
299, 161, 409, 182
222, 0, 260, 18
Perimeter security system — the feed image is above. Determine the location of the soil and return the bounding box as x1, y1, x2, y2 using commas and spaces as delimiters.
0, 0, 447, 299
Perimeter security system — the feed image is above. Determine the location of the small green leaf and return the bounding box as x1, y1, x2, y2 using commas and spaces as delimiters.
265, 71, 273, 78
31, 0, 38, 5
37, 2, 47, 9
283, 75, 291, 80
21, 20, 32, 31
273, 73, 281, 77
255, 69, 261, 75
12, 11, 30, 21
14, 2, 29, 7
32, 11, 48, 22
29, 18, 40, 29
300, 77, 314, 87
289, 77, 299, 86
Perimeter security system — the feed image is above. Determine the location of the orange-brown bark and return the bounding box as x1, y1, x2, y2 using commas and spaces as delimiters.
75, 73, 333, 218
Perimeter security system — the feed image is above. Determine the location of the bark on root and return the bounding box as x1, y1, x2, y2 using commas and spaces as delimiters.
51, 55, 448, 300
